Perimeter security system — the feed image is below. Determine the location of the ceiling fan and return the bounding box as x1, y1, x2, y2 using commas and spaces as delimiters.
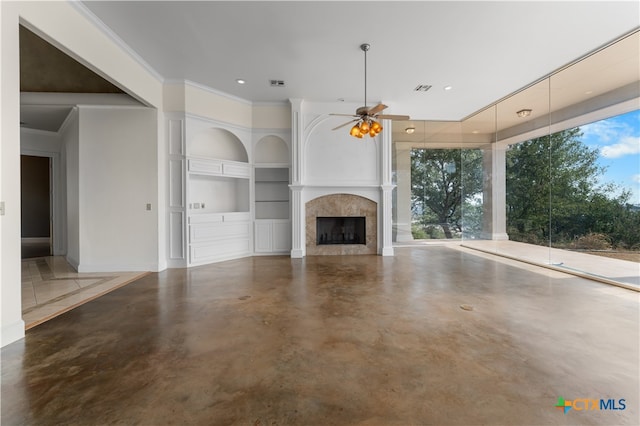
331, 43, 410, 138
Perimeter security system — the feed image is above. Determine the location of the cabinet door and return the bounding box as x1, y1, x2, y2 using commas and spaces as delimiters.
188, 158, 223, 175
223, 161, 250, 178
255, 221, 273, 253
272, 220, 291, 252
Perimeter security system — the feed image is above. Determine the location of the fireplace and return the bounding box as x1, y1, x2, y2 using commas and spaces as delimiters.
305, 194, 377, 255
316, 217, 366, 245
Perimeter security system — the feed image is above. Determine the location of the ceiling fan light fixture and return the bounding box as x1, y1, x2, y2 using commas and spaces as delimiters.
331, 43, 410, 137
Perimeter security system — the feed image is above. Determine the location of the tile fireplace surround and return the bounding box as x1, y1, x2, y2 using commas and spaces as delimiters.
305, 194, 377, 255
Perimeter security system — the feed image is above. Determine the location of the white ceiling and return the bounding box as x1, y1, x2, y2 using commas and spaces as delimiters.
77, 1, 639, 121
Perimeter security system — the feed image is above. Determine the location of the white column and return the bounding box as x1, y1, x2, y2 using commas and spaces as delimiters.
166, 114, 187, 268
289, 99, 305, 258
394, 145, 413, 242
289, 185, 305, 258
481, 144, 509, 240
1, 2, 26, 346
379, 121, 394, 256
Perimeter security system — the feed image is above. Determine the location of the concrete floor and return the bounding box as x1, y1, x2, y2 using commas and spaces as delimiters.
2, 246, 638, 425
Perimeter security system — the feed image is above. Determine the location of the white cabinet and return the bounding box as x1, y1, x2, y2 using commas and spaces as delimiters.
255, 219, 291, 254
254, 167, 290, 254
189, 212, 251, 265
188, 157, 250, 178
187, 157, 251, 265
187, 158, 223, 175
254, 221, 273, 253
272, 220, 292, 252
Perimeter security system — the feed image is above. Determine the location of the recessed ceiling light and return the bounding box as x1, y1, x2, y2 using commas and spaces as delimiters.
405, 127, 416, 134
472, 130, 479, 134
444, 85, 453, 91
235, 79, 246, 84
516, 109, 532, 118
585, 90, 593, 95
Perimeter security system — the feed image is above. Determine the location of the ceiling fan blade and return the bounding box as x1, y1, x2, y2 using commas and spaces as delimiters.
366, 103, 388, 115
329, 113, 358, 117
377, 114, 411, 120
332, 119, 359, 131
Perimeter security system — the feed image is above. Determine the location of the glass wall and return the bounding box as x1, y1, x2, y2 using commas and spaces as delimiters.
393, 30, 639, 288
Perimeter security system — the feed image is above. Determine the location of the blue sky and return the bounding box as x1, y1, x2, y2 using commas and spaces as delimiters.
580, 109, 640, 205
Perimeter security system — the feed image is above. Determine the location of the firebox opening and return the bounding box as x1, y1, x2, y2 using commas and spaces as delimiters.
316, 216, 366, 245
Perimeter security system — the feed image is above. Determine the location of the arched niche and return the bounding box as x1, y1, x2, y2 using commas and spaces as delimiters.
305, 117, 379, 185
255, 135, 288, 164
190, 128, 248, 162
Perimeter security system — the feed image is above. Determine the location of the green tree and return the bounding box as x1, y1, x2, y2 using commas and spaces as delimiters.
411, 149, 482, 238
506, 127, 638, 249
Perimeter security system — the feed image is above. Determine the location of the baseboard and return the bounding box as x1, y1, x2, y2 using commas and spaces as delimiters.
166, 259, 188, 269
76, 263, 156, 273
21, 237, 50, 244
290, 248, 305, 258
381, 247, 395, 256
66, 255, 79, 271
1, 319, 25, 348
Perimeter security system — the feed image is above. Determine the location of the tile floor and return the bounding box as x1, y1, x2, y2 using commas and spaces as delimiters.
21, 256, 148, 329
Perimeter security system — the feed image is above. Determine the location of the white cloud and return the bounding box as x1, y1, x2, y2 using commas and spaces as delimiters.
582, 120, 629, 144
632, 174, 640, 184
600, 136, 640, 158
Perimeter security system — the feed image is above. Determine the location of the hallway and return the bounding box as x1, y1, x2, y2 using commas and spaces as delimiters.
3, 246, 639, 425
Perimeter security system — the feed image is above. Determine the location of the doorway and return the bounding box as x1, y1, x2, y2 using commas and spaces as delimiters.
21, 155, 52, 258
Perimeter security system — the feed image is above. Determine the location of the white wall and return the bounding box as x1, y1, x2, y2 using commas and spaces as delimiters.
303, 102, 380, 186
2, 0, 165, 346
1, 1, 25, 346
77, 106, 158, 272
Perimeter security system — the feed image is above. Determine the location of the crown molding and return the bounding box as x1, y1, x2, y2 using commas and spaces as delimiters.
253, 100, 291, 107
69, 1, 164, 83
184, 112, 252, 134
183, 79, 252, 106
57, 107, 79, 135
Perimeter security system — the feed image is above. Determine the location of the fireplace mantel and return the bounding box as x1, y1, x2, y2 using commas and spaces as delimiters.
288, 99, 395, 258
306, 194, 377, 255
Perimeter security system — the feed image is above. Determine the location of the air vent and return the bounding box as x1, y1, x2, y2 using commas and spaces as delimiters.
414, 84, 432, 92
270, 80, 285, 87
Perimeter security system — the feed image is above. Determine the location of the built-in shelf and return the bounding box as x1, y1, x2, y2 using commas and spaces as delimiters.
253, 136, 290, 254
255, 167, 289, 220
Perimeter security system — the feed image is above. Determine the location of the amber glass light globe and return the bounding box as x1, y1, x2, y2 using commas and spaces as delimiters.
350, 124, 362, 137
359, 121, 370, 133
